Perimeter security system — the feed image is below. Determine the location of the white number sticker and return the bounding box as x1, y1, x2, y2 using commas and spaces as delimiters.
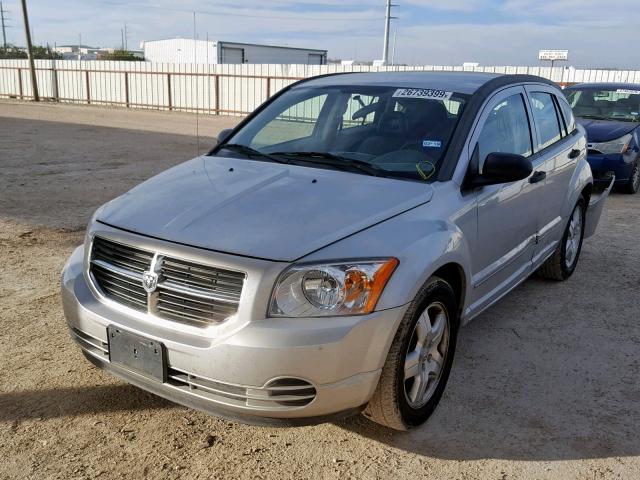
393, 88, 453, 100
616, 89, 640, 95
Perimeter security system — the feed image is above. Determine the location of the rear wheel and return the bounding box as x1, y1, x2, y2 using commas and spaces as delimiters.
537, 199, 585, 280
363, 277, 458, 430
623, 160, 640, 194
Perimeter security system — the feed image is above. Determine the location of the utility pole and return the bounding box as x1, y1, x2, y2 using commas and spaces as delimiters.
382, 0, 397, 65
20, 0, 39, 101
391, 28, 397, 66
1, 2, 8, 49
123, 23, 127, 51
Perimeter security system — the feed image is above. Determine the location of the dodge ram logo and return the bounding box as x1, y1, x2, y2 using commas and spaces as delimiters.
142, 271, 158, 293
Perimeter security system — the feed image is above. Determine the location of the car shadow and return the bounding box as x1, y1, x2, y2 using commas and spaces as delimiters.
336, 254, 640, 462
0, 384, 175, 422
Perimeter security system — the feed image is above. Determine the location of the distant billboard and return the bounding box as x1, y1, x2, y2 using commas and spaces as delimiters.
538, 50, 569, 61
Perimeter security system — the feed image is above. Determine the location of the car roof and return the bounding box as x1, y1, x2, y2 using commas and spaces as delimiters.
565, 82, 640, 90
295, 71, 506, 95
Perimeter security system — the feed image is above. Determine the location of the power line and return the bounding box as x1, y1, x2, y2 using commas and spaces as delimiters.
145, 4, 379, 22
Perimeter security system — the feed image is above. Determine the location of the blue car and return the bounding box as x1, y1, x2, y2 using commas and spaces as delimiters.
564, 83, 640, 193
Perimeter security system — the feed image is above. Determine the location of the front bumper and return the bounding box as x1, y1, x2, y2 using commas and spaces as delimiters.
587, 153, 634, 183
61, 245, 407, 423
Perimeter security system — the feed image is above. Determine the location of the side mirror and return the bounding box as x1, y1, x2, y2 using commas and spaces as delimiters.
216, 128, 234, 145
468, 152, 533, 188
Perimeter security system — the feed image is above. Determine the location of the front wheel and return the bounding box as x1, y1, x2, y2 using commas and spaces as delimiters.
363, 277, 458, 430
537, 199, 586, 280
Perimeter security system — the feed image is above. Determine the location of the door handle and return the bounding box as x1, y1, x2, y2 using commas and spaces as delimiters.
529, 171, 547, 184
569, 148, 581, 159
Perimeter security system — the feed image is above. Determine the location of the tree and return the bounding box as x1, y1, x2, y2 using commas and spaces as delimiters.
0, 44, 61, 59
98, 49, 142, 61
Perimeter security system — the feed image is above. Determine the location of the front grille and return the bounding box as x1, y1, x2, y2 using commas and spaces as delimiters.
89, 236, 245, 327
167, 367, 317, 410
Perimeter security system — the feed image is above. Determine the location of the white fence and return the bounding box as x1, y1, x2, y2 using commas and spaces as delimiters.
1, 59, 639, 116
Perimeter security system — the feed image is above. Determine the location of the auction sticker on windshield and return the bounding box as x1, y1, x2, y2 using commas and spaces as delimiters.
393, 88, 453, 100
617, 89, 640, 95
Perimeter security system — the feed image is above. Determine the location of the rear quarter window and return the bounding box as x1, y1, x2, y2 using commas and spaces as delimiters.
556, 95, 577, 135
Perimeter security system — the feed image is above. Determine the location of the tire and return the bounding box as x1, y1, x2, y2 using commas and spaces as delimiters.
363, 277, 458, 431
537, 199, 586, 280
623, 160, 640, 194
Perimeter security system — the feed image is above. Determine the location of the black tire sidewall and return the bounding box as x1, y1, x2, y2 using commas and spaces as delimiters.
394, 279, 458, 428
629, 161, 640, 194
559, 199, 586, 278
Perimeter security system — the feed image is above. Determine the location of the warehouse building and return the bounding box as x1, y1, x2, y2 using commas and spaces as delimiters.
142, 38, 327, 65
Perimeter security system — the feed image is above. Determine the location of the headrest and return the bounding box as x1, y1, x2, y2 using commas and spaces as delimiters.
378, 111, 408, 136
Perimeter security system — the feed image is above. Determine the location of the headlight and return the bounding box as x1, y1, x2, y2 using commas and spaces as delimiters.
591, 133, 632, 155
269, 258, 399, 317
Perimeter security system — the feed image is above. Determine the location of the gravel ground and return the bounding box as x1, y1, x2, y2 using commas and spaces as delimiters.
1, 101, 639, 480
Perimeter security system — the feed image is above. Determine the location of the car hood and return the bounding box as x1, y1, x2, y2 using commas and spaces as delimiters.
96, 156, 434, 262
577, 118, 639, 143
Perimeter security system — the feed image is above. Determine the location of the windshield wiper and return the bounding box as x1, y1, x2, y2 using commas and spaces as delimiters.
270, 151, 384, 177
218, 144, 290, 164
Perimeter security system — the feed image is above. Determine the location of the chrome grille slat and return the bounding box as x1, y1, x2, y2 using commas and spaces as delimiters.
156, 293, 238, 316
156, 303, 228, 324
92, 242, 153, 273
93, 275, 147, 301
89, 236, 245, 327
92, 260, 144, 282
158, 281, 241, 303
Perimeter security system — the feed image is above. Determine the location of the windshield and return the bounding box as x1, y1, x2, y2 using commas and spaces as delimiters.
565, 88, 640, 122
215, 85, 469, 181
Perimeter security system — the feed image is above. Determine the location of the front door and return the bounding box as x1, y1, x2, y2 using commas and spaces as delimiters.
467, 86, 544, 316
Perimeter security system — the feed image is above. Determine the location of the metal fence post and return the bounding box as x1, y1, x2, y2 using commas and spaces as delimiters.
52, 61, 59, 102
214, 74, 220, 114
266, 77, 271, 99
167, 73, 172, 110
85, 70, 90, 104
124, 71, 129, 108
17, 68, 23, 99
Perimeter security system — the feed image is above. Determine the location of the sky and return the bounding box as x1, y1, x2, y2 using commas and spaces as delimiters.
1, 0, 638, 68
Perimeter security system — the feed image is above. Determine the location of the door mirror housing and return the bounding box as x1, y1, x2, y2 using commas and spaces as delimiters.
216, 128, 234, 145
467, 152, 533, 188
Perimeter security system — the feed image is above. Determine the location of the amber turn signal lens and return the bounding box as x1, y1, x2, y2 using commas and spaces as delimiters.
363, 258, 399, 313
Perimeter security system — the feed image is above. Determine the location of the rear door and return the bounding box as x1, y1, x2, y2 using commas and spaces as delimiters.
468, 86, 543, 313
524, 85, 580, 264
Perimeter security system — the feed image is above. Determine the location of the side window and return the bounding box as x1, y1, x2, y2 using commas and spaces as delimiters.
477, 93, 533, 163
556, 95, 576, 135
252, 94, 328, 148
342, 94, 378, 129
529, 92, 563, 149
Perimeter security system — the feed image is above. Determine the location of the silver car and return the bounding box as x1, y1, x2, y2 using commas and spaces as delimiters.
62, 72, 612, 430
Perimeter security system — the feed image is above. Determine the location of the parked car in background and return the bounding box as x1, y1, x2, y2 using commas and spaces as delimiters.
564, 83, 640, 193
62, 72, 611, 431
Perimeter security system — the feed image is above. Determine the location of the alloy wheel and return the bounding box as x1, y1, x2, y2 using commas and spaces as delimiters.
565, 206, 583, 269
403, 302, 450, 409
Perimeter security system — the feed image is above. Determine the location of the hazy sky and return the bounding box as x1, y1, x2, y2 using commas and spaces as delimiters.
2, 0, 638, 68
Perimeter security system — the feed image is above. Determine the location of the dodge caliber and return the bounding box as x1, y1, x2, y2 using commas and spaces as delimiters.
62, 72, 612, 430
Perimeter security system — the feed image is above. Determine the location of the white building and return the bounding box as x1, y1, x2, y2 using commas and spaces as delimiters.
142, 38, 327, 65
53, 44, 99, 60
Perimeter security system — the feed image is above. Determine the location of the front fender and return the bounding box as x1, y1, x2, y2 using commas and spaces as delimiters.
300, 201, 474, 314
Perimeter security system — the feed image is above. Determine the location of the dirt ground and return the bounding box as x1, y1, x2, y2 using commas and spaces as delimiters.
1, 101, 639, 480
